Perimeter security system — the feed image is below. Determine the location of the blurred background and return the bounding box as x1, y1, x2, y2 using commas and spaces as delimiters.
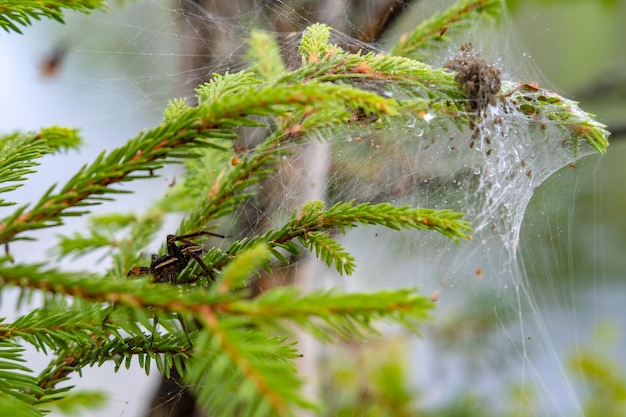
0, 0, 625, 416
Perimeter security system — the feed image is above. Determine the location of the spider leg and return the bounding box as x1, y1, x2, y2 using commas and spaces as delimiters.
171, 231, 225, 241
127, 266, 151, 277
101, 304, 115, 331
150, 312, 192, 348
150, 313, 159, 349
184, 248, 214, 281
177, 313, 192, 347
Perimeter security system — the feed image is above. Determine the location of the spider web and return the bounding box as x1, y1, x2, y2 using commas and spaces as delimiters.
0, 1, 614, 416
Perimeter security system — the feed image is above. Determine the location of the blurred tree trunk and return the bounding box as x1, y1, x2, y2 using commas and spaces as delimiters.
143, 1, 414, 416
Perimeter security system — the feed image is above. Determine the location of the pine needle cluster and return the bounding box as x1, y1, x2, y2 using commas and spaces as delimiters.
0, 1, 609, 417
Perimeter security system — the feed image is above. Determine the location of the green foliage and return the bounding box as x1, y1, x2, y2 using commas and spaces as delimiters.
0, 0, 105, 34
321, 342, 418, 417
569, 324, 626, 417
506, 0, 619, 10
0, 341, 42, 405
45, 391, 107, 416
503, 81, 610, 154
247, 30, 286, 80
187, 328, 313, 416
0, 127, 81, 209
390, 0, 501, 62
319, 333, 626, 417
0, 1, 611, 416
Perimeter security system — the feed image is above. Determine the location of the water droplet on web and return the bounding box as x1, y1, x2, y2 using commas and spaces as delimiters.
422, 112, 435, 123
406, 117, 426, 137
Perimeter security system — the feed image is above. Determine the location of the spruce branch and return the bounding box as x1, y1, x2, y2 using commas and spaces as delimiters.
0, 259, 431, 337
290, 201, 470, 275
0, 263, 207, 314
219, 243, 270, 291
0, 341, 42, 405
54, 211, 162, 264
35, 332, 190, 395
192, 200, 471, 280
503, 81, 610, 154
156, 86, 398, 241
55, 228, 112, 259
188, 326, 315, 417
300, 231, 356, 275
390, 0, 501, 61
225, 287, 434, 341
0, 78, 396, 249
0, 2, 613, 416
0, 259, 435, 416
0, 0, 105, 34
293, 200, 471, 241
42, 391, 107, 416
0, 394, 41, 417
288, 23, 610, 155
289, 24, 462, 99
3, 305, 109, 353
0, 127, 81, 208
247, 30, 286, 81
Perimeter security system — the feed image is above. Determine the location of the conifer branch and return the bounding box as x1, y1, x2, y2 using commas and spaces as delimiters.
225, 287, 434, 340
55, 210, 164, 267
190, 200, 471, 280
0, 244, 432, 328
0, 263, 201, 312
35, 332, 190, 395
0, 0, 105, 34
0, 341, 42, 410
154, 84, 398, 242
0, 259, 434, 415
0, 392, 41, 417
188, 325, 314, 417
290, 23, 461, 99
0, 2, 612, 416
280, 23, 609, 155
0, 127, 81, 208
247, 30, 286, 80
0, 79, 395, 248
390, 0, 501, 61
503, 81, 610, 154
3, 304, 108, 353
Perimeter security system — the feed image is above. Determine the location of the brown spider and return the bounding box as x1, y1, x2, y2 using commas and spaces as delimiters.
126, 231, 223, 347
128, 231, 223, 284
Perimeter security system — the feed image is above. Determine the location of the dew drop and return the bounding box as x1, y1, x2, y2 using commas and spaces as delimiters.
422, 112, 435, 123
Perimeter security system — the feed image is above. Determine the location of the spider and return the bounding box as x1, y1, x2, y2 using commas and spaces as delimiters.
125, 231, 223, 347
127, 231, 223, 284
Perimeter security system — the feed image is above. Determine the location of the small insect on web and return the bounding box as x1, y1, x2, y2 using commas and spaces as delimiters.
126, 231, 224, 346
